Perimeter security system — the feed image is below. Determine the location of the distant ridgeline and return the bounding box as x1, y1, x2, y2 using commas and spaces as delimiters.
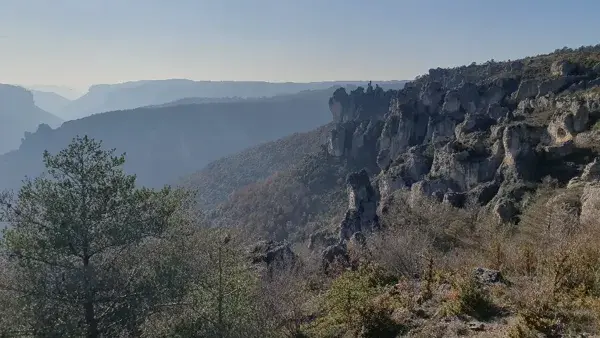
0, 84, 62, 155
0, 87, 347, 192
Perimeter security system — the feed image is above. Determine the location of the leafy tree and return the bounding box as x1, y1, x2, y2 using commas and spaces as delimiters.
0, 136, 194, 337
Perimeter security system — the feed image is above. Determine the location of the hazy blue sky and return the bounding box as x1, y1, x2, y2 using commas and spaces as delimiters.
1, 0, 599, 91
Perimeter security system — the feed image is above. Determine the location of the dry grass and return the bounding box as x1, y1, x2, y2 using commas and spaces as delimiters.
303, 183, 600, 337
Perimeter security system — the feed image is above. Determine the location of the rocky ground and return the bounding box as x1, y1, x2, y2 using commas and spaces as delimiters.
238, 46, 600, 337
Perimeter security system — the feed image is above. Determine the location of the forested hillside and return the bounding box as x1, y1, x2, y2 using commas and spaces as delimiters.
182, 123, 334, 209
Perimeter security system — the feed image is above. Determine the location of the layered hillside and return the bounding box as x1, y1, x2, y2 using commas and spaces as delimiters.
60, 80, 408, 120
207, 46, 600, 245
0, 88, 336, 192
0, 85, 62, 154
30, 90, 72, 117
182, 123, 333, 209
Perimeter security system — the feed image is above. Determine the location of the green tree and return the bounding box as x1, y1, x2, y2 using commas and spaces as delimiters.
0, 136, 194, 337
306, 265, 401, 338
141, 229, 267, 338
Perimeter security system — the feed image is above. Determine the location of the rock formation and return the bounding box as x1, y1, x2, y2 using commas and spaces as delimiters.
249, 240, 297, 268
324, 49, 600, 232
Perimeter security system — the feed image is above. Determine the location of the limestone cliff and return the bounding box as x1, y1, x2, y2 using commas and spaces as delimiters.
325, 46, 600, 244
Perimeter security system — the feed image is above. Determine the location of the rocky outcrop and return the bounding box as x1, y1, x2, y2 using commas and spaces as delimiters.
321, 242, 349, 270
551, 60, 578, 77
249, 240, 297, 267
473, 267, 504, 285
339, 169, 380, 241
320, 169, 380, 268
322, 49, 600, 227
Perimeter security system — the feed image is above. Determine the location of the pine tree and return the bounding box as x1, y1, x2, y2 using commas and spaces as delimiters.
0, 136, 193, 337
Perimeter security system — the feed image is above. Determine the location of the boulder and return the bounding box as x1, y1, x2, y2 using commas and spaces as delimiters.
473, 267, 504, 284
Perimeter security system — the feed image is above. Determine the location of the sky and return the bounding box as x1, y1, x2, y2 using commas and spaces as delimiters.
1, 0, 599, 92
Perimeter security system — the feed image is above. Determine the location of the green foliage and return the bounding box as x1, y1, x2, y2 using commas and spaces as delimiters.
184, 124, 333, 210
142, 230, 268, 338
212, 149, 349, 242
0, 136, 195, 337
305, 265, 403, 338
441, 275, 498, 320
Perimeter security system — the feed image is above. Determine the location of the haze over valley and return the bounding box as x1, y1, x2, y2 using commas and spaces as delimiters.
2, 1, 600, 337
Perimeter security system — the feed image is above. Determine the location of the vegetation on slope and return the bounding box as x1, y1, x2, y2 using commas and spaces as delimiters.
208, 147, 352, 243
182, 123, 333, 209
3, 138, 600, 336
3, 46, 600, 337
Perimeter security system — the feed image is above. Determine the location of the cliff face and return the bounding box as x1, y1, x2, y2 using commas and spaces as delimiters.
0, 84, 62, 154
324, 47, 600, 244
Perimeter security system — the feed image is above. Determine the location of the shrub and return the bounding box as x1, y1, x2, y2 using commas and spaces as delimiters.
441, 275, 498, 320
305, 264, 403, 337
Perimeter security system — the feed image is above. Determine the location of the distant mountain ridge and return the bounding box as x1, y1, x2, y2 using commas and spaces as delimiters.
30, 90, 71, 118
0, 87, 340, 192
25, 85, 83, 100
57, 79, 408, 120
0, 84, 62, 155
